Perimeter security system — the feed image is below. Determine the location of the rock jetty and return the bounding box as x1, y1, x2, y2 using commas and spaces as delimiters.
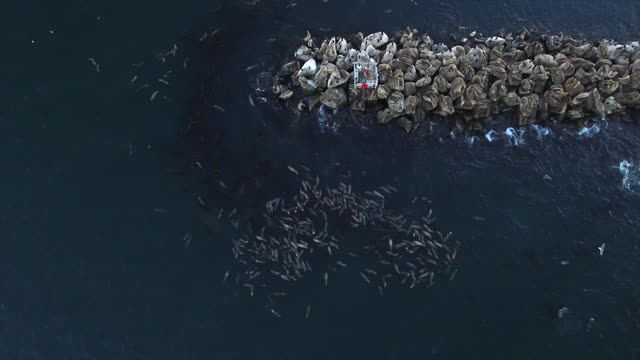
272, 28, 640, 133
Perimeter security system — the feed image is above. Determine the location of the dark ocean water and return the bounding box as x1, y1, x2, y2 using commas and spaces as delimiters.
2, 0, 640, 359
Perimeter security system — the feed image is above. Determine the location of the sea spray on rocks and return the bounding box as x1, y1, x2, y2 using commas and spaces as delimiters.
531, 124, 553, 140
485, 129, 499, 142
577, 123, 601, 138
505, 127, 526, 145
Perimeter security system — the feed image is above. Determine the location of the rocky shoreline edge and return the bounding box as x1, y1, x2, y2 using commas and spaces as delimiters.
267, 27, 640, 134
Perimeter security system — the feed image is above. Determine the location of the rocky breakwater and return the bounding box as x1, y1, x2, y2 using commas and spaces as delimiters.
272, 28, 640, 133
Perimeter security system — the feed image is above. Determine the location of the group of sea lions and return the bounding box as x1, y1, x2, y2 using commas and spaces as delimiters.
225, 165, 458, 302
272, 27, 640, 133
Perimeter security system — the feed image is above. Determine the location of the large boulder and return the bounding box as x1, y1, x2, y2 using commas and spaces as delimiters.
388, 69, 406, 91
388, 91, 406, 113
299, 77, 317, 95
397, 117, 414, 133
327, 69, 350, 88
361, 32, 389, 50
377, 108, 401, 124
297, 58, 316, 78
320, 88, 347, 109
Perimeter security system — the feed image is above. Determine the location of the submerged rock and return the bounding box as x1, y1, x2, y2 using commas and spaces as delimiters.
351, 98, 365, 112
377, 108, 400, 124
396, 116, 414, 133
307, 94, 321, 110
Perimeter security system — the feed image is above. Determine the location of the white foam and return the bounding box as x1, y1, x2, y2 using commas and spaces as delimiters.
618, 160, 640, 191
317, 106, 340, 133
485, 130, 498, 143
599, 115, 609, 129
429, 121, 436, 133
450, 131, 457, 140
531, 124, 553, 140
577, 123, 601, 138
504, 127, 526, 146
466, 135, 478, 146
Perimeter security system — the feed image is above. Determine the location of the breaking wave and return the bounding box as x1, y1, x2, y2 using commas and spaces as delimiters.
531, 124, 553, 140
504, 127, 526, 146
466, 135, 479, 146
485, 130, 499, 143
317, 106, 341, 133
577, 123, 601, 138
619, 160, 640, 192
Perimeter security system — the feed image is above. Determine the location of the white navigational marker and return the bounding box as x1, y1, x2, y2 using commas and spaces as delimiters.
353, 60, 378, 90
598, 243, 606, 256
